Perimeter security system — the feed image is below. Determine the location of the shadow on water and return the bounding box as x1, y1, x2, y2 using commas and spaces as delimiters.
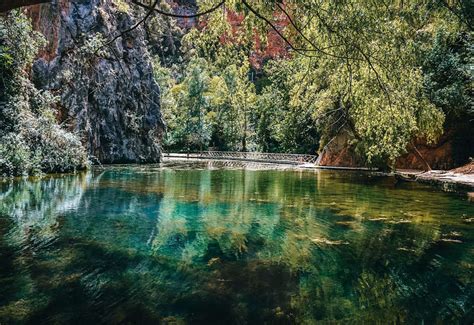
0, 161, 473, 324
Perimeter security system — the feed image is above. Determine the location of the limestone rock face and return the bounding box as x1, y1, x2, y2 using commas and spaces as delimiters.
28, 0, 164, 163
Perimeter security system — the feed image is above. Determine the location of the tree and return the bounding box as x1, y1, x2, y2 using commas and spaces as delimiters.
221, 62, 257, 152
422, 28, 474, 165
159, 58, 213, 151
255, 59, 320, 154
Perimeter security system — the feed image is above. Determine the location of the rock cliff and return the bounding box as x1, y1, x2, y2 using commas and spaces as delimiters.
27, 0, 164, 164
317, 131, 467, 170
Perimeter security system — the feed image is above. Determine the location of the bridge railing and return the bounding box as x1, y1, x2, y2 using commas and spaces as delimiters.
163, 151, 318, 165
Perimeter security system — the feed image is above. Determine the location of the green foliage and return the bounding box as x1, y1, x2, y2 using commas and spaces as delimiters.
255, 60, 320, 153
154, 0, 474, 167
0, 12, 88, 177
423, 29, 472, 120
422, 28, 474, 163
157, 58, 212, 151
112, 0, 130, 13
156, 54, 260, 152
146, 1, 185, 67
0, 11, 44, 104
219, 62, 257, 151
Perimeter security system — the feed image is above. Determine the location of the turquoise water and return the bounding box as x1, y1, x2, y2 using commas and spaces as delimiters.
0, 161, 473, 324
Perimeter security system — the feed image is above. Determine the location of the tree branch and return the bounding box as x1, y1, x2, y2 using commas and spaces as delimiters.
241, 0, 355, 60
240, 0, 317, 58
312, 7, 392, 105
105, 0, 159, 46
131, 0, 225, 19
275, 3, 347, 58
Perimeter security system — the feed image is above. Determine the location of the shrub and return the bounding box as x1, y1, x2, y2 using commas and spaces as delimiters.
0, 11, 88, 177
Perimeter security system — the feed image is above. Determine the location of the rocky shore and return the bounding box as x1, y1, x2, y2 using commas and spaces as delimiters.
396, 163, 474, 193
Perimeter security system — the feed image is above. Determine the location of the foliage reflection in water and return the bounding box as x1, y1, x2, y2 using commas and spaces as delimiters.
0, 161, 473, 324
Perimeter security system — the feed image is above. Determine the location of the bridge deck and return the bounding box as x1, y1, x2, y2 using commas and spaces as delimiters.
163, 151, 318, 165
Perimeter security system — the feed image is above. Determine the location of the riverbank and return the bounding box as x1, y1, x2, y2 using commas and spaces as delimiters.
395, 166, 474, 192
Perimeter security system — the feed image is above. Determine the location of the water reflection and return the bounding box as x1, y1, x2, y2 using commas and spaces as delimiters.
0, 161, 473, 324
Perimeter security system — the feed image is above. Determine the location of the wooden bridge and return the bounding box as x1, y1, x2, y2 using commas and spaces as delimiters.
163, 151, 319, 165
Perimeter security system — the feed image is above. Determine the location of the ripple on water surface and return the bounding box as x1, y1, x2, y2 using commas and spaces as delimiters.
0, 161, 473, 324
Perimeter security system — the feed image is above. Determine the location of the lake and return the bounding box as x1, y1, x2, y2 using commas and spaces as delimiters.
0, 161, 473, 324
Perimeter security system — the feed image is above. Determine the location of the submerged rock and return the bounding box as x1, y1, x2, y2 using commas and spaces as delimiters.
310, 237, 348, 246
439, 238, 463, 244
27, 0, 164, 164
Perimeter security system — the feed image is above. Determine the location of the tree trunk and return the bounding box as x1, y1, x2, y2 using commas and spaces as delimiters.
0, 0, 51, 13
242, 111, 247, 152
412, 143, 432, 172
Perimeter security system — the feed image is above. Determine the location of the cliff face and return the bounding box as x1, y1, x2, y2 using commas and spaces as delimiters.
167, 0, 197, 30
317, 131, 464, 170
27, 0, 164, 164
